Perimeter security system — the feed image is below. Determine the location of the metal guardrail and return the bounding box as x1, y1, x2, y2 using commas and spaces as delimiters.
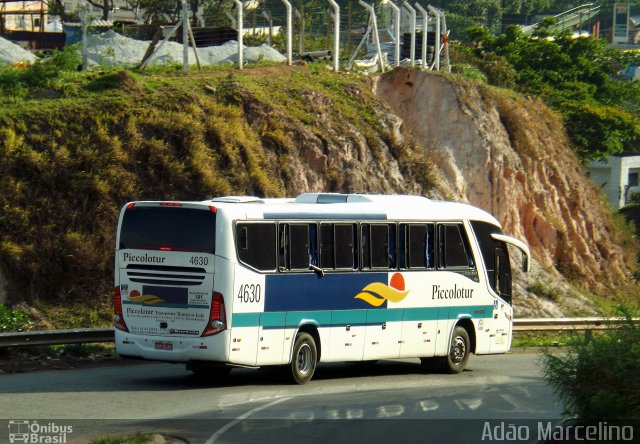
1, 318, 638, 348
0, 328, 114, 348
512, 317, 639, 332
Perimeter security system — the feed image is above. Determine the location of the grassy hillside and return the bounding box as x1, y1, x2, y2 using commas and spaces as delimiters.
1, 57, 637, 328
0, 63, 437, 321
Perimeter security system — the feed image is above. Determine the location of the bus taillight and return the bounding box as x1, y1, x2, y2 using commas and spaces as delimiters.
202, 292, 226, 336
114, 286, 129, 332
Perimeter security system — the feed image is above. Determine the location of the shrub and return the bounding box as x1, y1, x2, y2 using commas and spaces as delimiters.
528, 281, 560, 301
477, 52, 517, 89
541, 307, 640, 424
0, 305, 32, 332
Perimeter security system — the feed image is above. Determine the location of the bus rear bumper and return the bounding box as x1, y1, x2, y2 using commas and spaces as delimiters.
114, 330, 229, 363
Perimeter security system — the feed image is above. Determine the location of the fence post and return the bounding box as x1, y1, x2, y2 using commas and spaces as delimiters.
403, 2, 416, 67
358, 1, 384, 72
181, 0, 189, 73
328, 0, 340, 71
440, 10, 450, 73
415, 3, 427, 70
386, 0, 400, 68
282, 0, 293, 65
234, 0, 243, 69
427, 5, 440, 70
80, 0, 88, 71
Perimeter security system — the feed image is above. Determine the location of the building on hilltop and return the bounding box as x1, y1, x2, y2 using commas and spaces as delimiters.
587, 153, 640, 210
0, 0, 133, 33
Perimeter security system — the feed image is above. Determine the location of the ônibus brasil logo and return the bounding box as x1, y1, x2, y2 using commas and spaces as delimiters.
8, 420, 73, 444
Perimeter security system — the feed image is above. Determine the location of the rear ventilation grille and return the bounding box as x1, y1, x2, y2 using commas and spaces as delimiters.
125, 264, 207, 286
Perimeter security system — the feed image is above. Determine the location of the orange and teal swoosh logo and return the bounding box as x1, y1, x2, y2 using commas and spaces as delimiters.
355, 273, 409, 307
128, 290, 164, 305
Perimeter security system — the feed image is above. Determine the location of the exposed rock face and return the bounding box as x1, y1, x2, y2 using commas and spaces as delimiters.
374, 68, 637, 313
239, 83, 431, 196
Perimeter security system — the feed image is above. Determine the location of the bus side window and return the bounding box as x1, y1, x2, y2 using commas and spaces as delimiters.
335, 224, 357, 269
439, 224, 474, 269
278, 224, 289, 269
309, 224, 318, 266
237, 222, 277, 271
406, 224, 435, 269
279, 223, 314, 271
361, 223, 372, 269
320, 223, 335, 269
290, 224, 311, 270
362, 223, 396, 270
398, 225, 406, 268
370, 224, 390, 268
320, 223, 357, 270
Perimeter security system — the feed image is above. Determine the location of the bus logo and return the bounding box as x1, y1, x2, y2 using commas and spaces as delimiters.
8, 420, 29, 443
355, 273, 409, 307
128, 290, 164, 305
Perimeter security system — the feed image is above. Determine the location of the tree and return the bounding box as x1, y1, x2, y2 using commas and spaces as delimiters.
45, 0, 79, 21
468, 24, 640, 160
132, 0, 180, 23
86, 0, 114, 20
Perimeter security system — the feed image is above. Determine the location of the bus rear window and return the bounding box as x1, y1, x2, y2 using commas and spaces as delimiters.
119, 206, 216, 253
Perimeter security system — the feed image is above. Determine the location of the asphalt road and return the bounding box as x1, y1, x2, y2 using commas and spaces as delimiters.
1, 352, 564, 444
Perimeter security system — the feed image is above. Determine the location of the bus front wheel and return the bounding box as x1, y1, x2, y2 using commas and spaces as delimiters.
443, 326, 471, 374
289, 332, 318, 384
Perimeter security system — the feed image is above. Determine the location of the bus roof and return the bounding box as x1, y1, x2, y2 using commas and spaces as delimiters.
199, 193, 501, 226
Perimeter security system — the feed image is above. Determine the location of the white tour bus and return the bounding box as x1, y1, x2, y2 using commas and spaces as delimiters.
114, 193, 530, 384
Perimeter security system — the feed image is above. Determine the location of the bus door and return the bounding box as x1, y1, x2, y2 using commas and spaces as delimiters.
490, 247, 512, 353
434, 306, 453, 356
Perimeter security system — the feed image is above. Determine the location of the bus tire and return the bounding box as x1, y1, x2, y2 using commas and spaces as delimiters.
289, 332, 317, 384
443, 326, 471, 374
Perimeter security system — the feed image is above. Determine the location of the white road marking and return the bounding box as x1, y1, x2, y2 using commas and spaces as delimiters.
204, 397, 291, 444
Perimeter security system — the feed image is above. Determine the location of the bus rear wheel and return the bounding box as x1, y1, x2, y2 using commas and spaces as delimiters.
289, 332, 317, 384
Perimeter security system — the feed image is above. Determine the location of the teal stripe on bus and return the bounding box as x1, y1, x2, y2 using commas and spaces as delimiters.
332, 309, 367, 326
286, 310, 332, 327
402, 305, 494, 321
367, 308, 404, 323
402, 307, 440, 321
232, 312, 261, 327
261, 312, 287, 328
231, 305, 495, 329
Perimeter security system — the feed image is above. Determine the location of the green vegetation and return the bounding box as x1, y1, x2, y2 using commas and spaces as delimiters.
47, 343, 115, 356
527, 281, 560, 301
1, 19, 639, 326
0, 54, 437, 313
0, 305, 32, 332
512, 331, 576, 347
460, 26, 640, 161
90, 433, 154, 444
541, 308, 640, 423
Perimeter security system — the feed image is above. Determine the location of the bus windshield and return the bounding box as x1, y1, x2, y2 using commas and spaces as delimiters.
119, 205, 216, 253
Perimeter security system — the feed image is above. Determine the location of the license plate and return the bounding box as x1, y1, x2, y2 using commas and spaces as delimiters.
154, 341, 173, 350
